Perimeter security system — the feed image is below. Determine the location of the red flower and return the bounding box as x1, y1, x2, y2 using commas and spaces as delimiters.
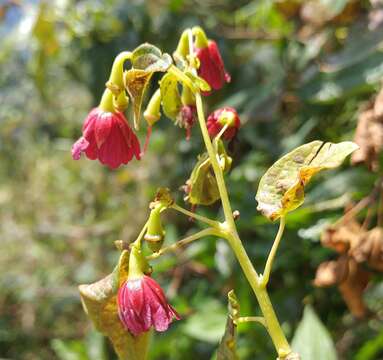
195, 40, 231, 95
72, 108, 140, 169
117, 275, 180, 336
207, 107, 240, 140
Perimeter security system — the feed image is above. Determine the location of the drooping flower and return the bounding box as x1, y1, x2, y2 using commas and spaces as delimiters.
207, 107, 240, 140
117, 274, 180, 336
72, 107, 141, 169
177, 105, 197, 140
195, 40, 231, 95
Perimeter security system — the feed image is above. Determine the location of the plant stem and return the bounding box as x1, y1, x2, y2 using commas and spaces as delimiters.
170, 203, 220, 228
261, 217, 286, 287
195, 92, 291, 357
147, 228, 219, 260
189, 28, 292, 358
195, 94, 235, 229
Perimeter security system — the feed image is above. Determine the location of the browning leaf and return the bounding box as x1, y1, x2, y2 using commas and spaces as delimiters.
126, 44, 173, 129
351, 227, 383, 271
313, 256, 349, 287
256, 141, 358, 221
124, 69, 153, 130
79, 251, 150, 360
217, 290, 239, 360
352, 88, 383, 171
321, 220, 364, 253
338, 258, 370, 319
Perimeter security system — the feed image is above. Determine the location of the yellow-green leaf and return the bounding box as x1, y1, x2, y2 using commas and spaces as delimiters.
255, 141, 359, 221
159, 72, 182, 121
79, 251, 150, 360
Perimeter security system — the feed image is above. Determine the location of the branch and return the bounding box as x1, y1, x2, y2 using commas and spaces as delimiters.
147, 227, 220, 260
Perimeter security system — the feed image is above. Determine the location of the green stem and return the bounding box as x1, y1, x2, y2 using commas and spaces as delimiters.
237, 316, 267, 327
188, 28, 291, 358
109, 51, 132, 89
195, 92, 291, 357
170, 203, 220, 228
147, 227, 219, 260
261, 217, 286, 287
195, 93, 235, 229
99, 89, 115, 113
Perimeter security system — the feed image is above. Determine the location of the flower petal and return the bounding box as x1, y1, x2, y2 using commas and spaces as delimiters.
71, 137, 89, 160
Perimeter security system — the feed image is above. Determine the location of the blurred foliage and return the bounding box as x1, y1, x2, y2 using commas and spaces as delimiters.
0, 0, 382, 359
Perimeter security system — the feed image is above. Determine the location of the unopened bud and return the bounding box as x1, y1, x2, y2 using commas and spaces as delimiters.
144, 89, 162, 126
144, 203, 165, 252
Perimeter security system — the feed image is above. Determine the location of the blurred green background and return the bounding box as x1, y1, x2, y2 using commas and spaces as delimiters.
1, 0, 382, 359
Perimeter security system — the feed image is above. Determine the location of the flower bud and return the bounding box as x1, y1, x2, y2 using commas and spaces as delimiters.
144, 89, 162, 126
193, 27, 230, 95
144, 203, 165, 252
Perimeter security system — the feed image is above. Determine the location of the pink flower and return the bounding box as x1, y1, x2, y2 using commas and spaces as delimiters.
72, 108, 140, 169
207, 107, 240, 140
117, 275, 180, 336
195, 40, 231, 95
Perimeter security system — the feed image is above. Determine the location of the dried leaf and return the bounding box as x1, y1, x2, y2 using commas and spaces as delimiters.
338, 258, 370, 318
351, 227, 383, 271
79, 251, 150, 360
256, 141, 358, 221
321, 220, 364, 253
159, 72, 182, 121
352, 89, 383, 171
313, 256, 349, 287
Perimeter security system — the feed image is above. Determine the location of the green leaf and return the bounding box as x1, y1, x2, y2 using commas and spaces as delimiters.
79, 251, 150, 360
159, 72, 182, 121
131, 43, 172, 72
182, 299, 227, 343
255, 141, 358, 221
292, 305, 337, 360
300, 50, 383, 103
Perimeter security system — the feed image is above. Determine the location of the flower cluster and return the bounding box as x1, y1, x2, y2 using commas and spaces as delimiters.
74, 28, 241, 340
